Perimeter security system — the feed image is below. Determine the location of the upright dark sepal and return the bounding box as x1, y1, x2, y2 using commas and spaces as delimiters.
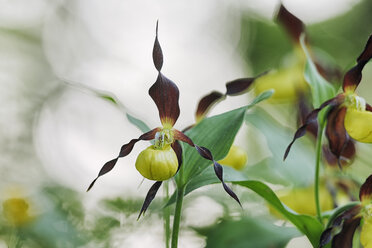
284, 95, 343, 160
153, 21, 163, 71
149, 23, 180, 127
138, 181, 163, 220
276, 4, 305, 43
149, 73, 180, 127
87, 128, 159, 191
343, 34, 372, 92
359, 174, 372, 201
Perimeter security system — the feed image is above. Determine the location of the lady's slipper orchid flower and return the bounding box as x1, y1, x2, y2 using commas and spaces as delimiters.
87, 23, 240, 217
284, 34, 372, 166
319, 174, 372, 248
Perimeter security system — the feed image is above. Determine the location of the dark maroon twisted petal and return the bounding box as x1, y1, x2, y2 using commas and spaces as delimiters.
319, 205, 362, 247
359, 174, 372, 201
284, 95, 344, 160
276, 4, 305, 43
87, 128, 160, 191
171, 140, 183, 172
342, 34, 372, 92
174, 130, 241, 206
331, 217, 361, 248
225, 77, 257, 96
298, 95, 318, 138
195, 91, 225, 120
138, 181, 163, 220
325, 106, 352, 168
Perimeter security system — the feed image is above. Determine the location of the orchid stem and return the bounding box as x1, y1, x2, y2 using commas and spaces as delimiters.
171, 185, 185, 248
315, 118, 326, 224
171, 162, 186, 248
164, 181, 171, 248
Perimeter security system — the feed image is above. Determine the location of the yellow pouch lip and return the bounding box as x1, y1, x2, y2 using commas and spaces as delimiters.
344, 108, 372, 143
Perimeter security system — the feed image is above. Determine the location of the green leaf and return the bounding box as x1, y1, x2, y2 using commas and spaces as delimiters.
245, 108, 315, 187
178, 90, 273, 183
235, 180, 323, 247
167, 165, 249, 206
300, 35, 336, 108
126, 113, 151, 133
194, 216, 300, 248
167, 91, 272, 206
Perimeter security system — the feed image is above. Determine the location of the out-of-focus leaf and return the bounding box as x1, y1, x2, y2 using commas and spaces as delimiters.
239, 16, 293, 74
194, 216, 300, 248
245, 108, 314, 186
308, 0, 372, 69
91, 216, 120, 241
126, 113, 151, 133
300, 35, 336, 108
176, 91, 273, 185
235, 180, 323, 247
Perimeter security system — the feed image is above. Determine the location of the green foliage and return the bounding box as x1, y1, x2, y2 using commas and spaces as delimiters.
194, 216, 300, 248
245, 108, 314, 187
300, 35, 336, 108
235, 180, 323, 247
170, 91, 272, 195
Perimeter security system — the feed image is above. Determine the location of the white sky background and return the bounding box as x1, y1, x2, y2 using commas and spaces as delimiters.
0, 0, 361, 247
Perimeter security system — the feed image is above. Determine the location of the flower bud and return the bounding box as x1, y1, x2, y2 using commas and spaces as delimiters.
3, 198, 32, 226
344, 108, 372, 143
254, 64, 308, 101
270, 184, 333, 217
218, 145, 248, 171
135, 145, 178, 181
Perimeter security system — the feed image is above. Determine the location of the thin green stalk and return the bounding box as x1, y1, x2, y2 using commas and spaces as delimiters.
171, 185, 185, 248
164, 181, 171, 248
315, 119, 326, 224
171, 162, 186, 248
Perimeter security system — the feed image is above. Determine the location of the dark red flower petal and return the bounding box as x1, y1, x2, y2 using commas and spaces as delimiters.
225, 72, 267, 96
357, 34, 372, 65
87, 128, 160, 191
153, 21, 163, 71
276, 4, 305, 43
359, 174, 372, 202
195, 91, 225, 121
148, 24, 180, 127
284, 95, 344, 160
331, 217, 361, 248
173, 130, 241, 205
323, 141, 356, 168
366, 103, 372, 112
319, 205, 362, 247
343, 34, 372, 92
149, 73, 180, 127
325, 106, 353, 168
138, 181, 163, 220
171, 141, 183, 172
298, 95, 318, 138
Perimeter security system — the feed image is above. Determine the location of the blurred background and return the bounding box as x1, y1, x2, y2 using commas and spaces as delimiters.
0, 0, 371, 247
